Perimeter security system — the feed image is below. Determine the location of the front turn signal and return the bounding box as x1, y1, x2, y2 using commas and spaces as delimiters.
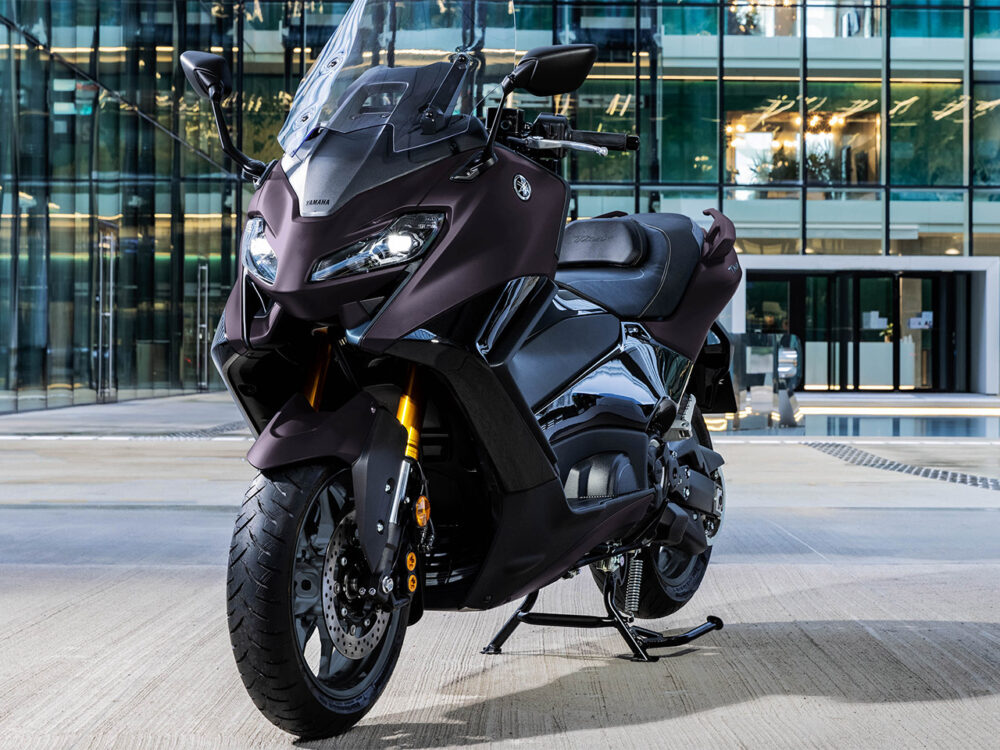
415, 495, 430, 527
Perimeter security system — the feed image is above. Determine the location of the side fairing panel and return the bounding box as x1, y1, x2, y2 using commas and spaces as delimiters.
358, 147, 568, 351
507, 310, 620, 410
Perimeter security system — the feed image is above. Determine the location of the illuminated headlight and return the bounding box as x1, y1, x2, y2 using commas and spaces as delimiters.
242, 217, 277, 284
310, 213, 445, 282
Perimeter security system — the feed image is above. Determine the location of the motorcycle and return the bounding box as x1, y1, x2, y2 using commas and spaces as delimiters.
181, 0, 741, 739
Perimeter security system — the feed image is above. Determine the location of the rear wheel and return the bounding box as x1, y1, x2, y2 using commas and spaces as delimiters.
227, 464, 408, 739
591, 407, 721, 620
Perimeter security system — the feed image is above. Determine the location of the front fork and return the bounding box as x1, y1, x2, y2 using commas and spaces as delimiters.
375, 365, 424, 598
305, 341, 425, 603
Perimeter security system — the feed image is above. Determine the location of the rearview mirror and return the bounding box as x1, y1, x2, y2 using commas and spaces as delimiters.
179, 50, 265, 180
507, 44, 597, 97
180, 51, 233, 101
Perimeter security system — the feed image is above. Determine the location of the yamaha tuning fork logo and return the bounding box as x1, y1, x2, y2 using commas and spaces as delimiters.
513, 174, 532, 201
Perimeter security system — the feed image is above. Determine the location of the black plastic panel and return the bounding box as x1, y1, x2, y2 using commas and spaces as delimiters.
507, 312, 620, 409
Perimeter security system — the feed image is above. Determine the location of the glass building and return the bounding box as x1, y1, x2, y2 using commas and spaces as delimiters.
0, 0, 998, 413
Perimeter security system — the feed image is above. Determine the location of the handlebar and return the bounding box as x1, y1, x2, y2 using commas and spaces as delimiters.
569, 130, 639, 152
519, 136, 609, 156
492, 109, 641, 159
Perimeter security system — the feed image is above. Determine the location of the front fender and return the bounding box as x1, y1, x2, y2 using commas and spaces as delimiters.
247, 392, 407, 569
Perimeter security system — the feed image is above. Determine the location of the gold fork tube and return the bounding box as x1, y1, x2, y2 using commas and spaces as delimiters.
304, 329, 332, 410
395, 365, 422, 460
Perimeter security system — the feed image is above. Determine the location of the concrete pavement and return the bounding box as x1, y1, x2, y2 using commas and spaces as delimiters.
0, 398, 999, 748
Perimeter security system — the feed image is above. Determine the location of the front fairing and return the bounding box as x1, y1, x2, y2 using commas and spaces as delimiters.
225, 143, 569, 355
234, 145, 476, 333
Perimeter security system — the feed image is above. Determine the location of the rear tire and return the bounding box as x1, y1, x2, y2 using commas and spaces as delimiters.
591, 407, 719, 620
227, 464, 408, 739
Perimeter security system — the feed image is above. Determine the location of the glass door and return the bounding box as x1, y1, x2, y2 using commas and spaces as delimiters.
856, 276, 894, 390
745, 271, 965, 392
898, 276, 935, 390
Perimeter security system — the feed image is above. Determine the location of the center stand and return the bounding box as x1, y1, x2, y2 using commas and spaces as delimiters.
481, 572, 723, 662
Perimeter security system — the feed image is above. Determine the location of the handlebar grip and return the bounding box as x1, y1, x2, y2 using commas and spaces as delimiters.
569, 130, 639, 152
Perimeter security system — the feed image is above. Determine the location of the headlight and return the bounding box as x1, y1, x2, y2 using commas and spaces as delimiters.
310, 213, 445, 282
242, 217, 277, 284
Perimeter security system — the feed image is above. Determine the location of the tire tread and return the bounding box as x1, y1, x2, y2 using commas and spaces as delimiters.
227, 463, 406, 739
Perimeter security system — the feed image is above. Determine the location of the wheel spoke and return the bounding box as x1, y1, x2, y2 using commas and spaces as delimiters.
294, 612, 316, 650
293, 588, 319, 617
315, 490, 335, 545
318, 635, 335, 679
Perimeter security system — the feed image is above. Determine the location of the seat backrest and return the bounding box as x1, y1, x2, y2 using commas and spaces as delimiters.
558, 217, 646, 267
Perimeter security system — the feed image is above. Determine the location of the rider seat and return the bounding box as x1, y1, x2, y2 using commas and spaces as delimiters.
555, 213, 705, 320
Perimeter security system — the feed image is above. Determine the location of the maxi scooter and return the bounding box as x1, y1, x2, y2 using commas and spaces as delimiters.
181, 0, 741, 738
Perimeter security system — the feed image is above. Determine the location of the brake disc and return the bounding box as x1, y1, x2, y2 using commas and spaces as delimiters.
321, 514, 390, 660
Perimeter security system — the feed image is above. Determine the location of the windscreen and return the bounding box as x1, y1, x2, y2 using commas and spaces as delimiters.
278, 0, 517, 155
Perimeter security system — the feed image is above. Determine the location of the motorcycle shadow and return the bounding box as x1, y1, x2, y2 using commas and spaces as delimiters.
296, 618, 1000, 748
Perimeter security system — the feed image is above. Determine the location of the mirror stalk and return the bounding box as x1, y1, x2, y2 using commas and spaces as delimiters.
208, 91, 266, 181
450, 76, 515, 182
451, 47, 594, 182
180, 51, 266, 182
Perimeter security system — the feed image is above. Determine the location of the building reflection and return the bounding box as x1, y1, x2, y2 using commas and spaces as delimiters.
0, 1, 998, 410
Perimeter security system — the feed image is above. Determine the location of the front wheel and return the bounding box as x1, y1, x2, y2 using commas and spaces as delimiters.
227, 464, 408, 739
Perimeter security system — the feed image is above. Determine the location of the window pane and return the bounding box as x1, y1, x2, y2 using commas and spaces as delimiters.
724, 80, 802, 185
0, 25, 13, 412
803, 81, 881, 184
727, 1, 800, 37
724, 0, 802, 187
889, 8, 966, 186
746, 279, 790, 335
890, 189, 966, 254
640, 187, 719, 218
973, 190, 1000, 254
558, 3, 637, 184
806, 189, 883, 253
973, 16, 1000, 186
804, 276, 832, 390
645, 6, 718, 183
725, 186, 802, 253
973, 81, 1000, 185
898, 276, 935, 390
806, 1, 882, 39
571, 186, 634, 219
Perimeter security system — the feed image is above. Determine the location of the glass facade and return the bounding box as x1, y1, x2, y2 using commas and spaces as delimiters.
746, 271, 970, 391
0, 0, 997, 410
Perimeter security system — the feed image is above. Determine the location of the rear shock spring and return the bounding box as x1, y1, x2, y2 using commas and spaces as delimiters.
624, 554, 643, 617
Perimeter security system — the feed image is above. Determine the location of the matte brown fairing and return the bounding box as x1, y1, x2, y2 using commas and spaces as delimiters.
358, 147, 568, 351
227, 146, 567, 350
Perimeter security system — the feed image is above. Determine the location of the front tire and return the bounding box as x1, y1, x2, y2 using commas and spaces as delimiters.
227, 464, 408, 739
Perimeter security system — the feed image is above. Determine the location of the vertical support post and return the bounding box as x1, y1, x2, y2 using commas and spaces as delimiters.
717, 1, 725, 213
883, 4, 891, 257
800, 0, 808, 256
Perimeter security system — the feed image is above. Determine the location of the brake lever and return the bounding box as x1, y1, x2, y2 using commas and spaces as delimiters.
521, 136, 609, 156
